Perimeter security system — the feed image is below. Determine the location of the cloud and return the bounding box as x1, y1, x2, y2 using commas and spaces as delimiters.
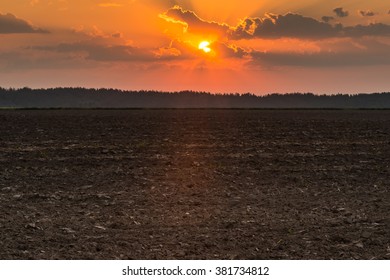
32, 38, 192, 63
33, 43, 156, 62
163, 7, 390, 40
210, 42, 248, 58
359, 10, 376, 17
162, 8, 340, 40
333, 7, 349, 18
321, 16, 334, 23
0, 49, 87, 72
234, 13, 390, 39
0, 13, 48, 34
160, 6, 232, 38
343, 23, 390, 37
234, 13, 339, 39
154, 47, 182, 59
250, 51, 390, 68
250, 39, 390, 68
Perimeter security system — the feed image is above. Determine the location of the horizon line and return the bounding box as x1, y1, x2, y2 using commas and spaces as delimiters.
1, 86, 389, 96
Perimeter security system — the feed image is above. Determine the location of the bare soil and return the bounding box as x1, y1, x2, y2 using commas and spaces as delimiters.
0, 110, 389, 259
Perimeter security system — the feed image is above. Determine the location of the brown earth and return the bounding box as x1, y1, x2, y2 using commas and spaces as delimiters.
0, 109, 389, 260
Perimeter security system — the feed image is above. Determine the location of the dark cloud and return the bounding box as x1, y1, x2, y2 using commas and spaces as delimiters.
234, 14, 333, 39
234, 13, 339, 39
0, 50, 85, 71
0, 13, 47, 34
162, 6, 231, 38
229, 18, 255, 38
343, 23, 390, 37
234, 13, 390, 39
321, 16, 334, 23
333, 7, 349, 18
211, 42, 247, 58
163, 7, 390, 40
271, 14, 337, 38
251, 50, 390, 68
32, 40, 202, 63
250, 40, 390, 68
359, 10, 376, 17
33, 43, 157, 62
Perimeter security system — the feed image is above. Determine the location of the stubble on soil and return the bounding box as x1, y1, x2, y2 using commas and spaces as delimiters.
0, 110, 389, 259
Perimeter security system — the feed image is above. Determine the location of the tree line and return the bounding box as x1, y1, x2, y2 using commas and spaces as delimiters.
1, 87, 390, 108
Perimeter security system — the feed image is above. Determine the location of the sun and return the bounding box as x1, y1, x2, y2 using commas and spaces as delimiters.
198, 41, 211, 53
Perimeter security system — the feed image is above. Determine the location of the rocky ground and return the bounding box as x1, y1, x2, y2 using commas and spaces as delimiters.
0, 109, 389, 259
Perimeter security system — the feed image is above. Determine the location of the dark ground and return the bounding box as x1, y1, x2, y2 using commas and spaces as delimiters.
0, 109, 389, 260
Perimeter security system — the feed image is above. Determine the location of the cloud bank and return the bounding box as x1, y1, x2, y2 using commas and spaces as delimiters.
162, 6, 390, 40
0, 13, 47, 34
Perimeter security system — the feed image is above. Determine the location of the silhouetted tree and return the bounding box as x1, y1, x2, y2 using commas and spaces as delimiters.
0, 88, 389, 108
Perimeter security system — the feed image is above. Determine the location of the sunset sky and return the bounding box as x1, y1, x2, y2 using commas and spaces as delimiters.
1, 0, 390, 94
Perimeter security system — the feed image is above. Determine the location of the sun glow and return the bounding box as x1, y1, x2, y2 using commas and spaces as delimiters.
199, 41, 211, 53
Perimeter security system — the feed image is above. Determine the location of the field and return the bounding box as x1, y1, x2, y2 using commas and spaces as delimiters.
0, 109, 389, 259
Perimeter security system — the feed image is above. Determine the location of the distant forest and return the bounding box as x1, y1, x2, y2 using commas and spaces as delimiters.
1, 87, 390, 108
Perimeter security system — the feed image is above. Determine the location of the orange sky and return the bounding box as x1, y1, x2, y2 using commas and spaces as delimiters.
1, 0, 390, 94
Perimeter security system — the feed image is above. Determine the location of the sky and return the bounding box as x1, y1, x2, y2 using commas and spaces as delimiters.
0, 0, 390, 94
